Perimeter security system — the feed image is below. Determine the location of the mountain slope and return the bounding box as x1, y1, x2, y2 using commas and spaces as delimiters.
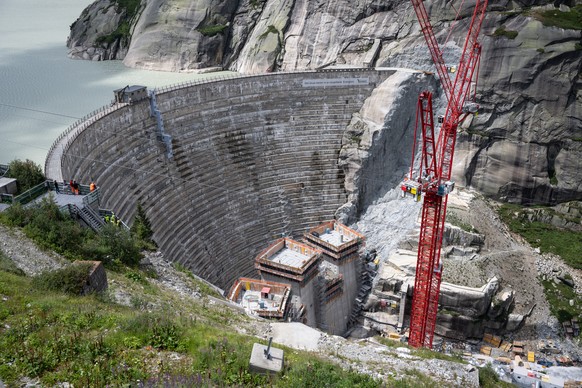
66, 0, 582, 204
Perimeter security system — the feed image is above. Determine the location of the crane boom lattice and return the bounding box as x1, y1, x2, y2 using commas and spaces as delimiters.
404, 0, 488, 348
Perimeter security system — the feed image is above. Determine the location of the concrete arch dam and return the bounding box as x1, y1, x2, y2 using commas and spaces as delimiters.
52, 69, 427, 290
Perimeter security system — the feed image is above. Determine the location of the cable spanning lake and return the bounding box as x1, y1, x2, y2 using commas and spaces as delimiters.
0, 0, 232, 167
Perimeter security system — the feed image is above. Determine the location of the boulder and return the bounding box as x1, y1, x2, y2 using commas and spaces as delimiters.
438, 277, 499, 317
505, 313, 525, 332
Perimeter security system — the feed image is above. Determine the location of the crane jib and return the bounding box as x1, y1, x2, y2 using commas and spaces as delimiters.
404, 0, 489, 349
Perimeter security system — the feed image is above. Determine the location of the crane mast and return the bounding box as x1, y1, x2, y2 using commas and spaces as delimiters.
403, 0, 488, 348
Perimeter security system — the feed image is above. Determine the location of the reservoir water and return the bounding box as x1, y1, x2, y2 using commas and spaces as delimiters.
0, 0, 231, 167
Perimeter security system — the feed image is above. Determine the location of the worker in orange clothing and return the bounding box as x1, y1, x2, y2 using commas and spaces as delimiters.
89, 182, 96, 192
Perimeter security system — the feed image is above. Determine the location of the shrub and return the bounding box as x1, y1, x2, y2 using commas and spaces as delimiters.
130, 202, 157, 250
123, 314, 182, 350
24, 198, 87, 256
197, 24, 228, 37
493, 26, 518, 39
5, 159, 45, 194
32, 262, 94, 295
0, 201, 32, 227
479, 363, 508, 387
83, 224, 142, 267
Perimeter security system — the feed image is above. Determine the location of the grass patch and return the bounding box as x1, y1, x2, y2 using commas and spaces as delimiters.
0, 250, 25, 276
197, 24, 228, 37
498, 204, 582, 269
172, 263, 221, 298
376, 337, 465, 364
479, 363, 513, 387
533, 5, 582, 30
0, 269, 391, 386
492, 26, 519, 39
541, 278, 582, 323
446, 212, 478, 233
260, 24, 279, 39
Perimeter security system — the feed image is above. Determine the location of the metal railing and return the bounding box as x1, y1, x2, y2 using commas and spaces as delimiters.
44, 102, 127, 175
44, 68, 387, 177
11, 181, 50, 205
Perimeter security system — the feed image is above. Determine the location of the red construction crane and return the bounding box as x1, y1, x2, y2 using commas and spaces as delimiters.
401, 0, 489, 348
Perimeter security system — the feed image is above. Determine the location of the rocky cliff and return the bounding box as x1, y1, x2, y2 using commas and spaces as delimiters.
67, 0, 582, 204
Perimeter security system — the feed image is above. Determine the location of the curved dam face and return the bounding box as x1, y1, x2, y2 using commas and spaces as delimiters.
57, 69, 424, 289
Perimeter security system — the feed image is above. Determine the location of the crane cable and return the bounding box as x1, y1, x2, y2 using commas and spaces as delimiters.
443, 0, 468, 48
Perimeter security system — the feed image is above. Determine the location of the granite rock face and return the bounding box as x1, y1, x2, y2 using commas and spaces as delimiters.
123, 0, 238, 71
67, 0, 130, 61
67, 0, 582, 204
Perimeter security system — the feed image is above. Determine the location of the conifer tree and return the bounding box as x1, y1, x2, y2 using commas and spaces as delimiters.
131, 202, 156, 249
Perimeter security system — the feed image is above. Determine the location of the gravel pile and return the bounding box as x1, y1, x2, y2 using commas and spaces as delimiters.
0, 224, 64, 276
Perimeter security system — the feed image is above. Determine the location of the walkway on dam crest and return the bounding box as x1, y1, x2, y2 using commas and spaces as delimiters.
44, 102, 127, 181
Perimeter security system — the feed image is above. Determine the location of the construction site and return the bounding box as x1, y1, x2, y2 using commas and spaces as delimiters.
33, 0, 582, 386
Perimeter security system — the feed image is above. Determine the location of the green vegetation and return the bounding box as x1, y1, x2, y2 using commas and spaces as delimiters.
32, 262, 94, 295
498, 204, 582, 269
446, 212, 477, 233
576, 43, 582, 51
375, 337, 465, 364
95, 0, 142, 45
537, 48, 545, 53
492, 26, 519, 39
0, 250, 24, 276
4, 159, 45, 194
172, 263, 221, 298
96, 21, 131, 44
533, 5, 582, 30
498, 203, 582, 325
249, 0, 263, 9
0, 266, 394, 386
260, 24, 280, 39
349, 134, 362, 144
541, 277, 582, 323
0, 197, 143, 267
197, 24, 228, 37
479, 364, 513, 388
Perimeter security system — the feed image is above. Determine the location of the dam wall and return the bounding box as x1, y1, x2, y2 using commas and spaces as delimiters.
55, 69, 401, 289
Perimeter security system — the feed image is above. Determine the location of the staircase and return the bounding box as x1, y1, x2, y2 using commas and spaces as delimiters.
66, 204, 105, 232
149, 90, 173, 159
347, 252, 377, 328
